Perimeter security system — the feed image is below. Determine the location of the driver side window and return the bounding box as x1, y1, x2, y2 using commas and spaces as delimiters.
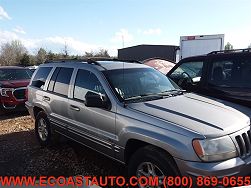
169, 61, 204, 86
74, 69, 105, 101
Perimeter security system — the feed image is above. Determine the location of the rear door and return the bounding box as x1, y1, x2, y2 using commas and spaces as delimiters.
205, 54, 251, 107
44, 67, 74, 133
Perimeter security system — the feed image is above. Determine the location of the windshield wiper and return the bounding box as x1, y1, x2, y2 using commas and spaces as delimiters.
158, 89, 186, 96
124, 94, 163, 102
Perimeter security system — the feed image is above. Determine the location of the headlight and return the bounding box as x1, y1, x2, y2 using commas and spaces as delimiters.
0, 88, 14, 97
193, 136, 237, 162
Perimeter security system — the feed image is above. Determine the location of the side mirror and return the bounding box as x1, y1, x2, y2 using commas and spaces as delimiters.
84, 91, 110, 109
32, 79, 45, 88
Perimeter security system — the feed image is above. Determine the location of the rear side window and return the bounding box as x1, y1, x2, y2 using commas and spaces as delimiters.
74, 69, 105, 101
48, 68, 60, 91
208, 60, 234, 85
31, 67, 52, 89
208, 58, 251, 88
49, 67, 73, 96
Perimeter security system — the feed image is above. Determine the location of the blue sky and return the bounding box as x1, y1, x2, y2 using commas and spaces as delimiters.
1, 0, 251, 56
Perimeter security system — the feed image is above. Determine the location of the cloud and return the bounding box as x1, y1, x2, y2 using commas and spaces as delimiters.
0, 30, 19, 43
0, 6, 11, 20
111, 29, 133, 43
139, 28, 162, 35
13, 26, 26, 34
45, 36, 99, 54
225, 26, 251, 49
0, 29, 118, 56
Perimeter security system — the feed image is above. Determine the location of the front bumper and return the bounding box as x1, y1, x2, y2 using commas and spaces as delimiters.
1, 96, 27, 110
0, 87, 27, 110
175, 155, 251, 178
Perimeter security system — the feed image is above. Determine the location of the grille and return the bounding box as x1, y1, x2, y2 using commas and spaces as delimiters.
13, 88, 26, 100
235, 130, 251, 158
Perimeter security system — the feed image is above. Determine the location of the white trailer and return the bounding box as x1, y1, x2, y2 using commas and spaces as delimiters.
179, 34, 224, 60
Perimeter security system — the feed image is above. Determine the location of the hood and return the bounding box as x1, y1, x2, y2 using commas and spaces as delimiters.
128, 93, 250, 137
0, 79, 30, 88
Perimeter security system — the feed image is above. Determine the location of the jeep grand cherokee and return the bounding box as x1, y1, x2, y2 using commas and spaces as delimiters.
26, 59, 251, 186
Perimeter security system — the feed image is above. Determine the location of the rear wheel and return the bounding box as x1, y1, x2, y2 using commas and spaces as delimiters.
35, 111, 57, 146
128, 145, 180, 188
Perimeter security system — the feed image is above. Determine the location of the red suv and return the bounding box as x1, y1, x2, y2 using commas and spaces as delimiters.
0, 66, 32, 114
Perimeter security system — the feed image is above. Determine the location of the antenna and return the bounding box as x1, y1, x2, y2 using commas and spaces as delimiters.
122, 35, 124, 48
123, 60, 126, 107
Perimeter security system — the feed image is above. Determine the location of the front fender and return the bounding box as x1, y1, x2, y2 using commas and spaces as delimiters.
118, 125, 201, 162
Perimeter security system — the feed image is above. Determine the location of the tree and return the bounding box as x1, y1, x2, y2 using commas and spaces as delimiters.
47, 51, 56, 60
62, 42, 69, 57
20, 53, 30, 66
0, 40, 27, 65
36, 48, 47, 64
84, 49, 110, 58
95, 49, 110, 57
225, 42, 233, 50
29, 55, 36, 65
84, 51, 94, 57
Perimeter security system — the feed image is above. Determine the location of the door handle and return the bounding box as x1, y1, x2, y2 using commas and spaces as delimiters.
43, 96, 50, 101
70, 105, 80, 111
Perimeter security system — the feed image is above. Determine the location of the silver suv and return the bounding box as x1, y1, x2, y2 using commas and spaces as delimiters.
26, 59, 251, 181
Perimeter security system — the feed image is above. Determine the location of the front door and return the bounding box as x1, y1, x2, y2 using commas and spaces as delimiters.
168, 60, 205, 92
68, 69, 116, 157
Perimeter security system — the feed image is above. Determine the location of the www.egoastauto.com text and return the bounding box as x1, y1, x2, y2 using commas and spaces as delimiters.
0, 175, 250, 187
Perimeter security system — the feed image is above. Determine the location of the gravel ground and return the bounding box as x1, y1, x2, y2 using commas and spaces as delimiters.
0, 112, 126, 180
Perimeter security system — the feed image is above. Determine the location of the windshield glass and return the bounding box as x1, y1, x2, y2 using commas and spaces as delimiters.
104, 68, 180, 101
0, 69, 31, 81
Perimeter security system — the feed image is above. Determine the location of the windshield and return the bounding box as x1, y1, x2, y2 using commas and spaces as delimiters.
0, 69, 31, 81
104, 68, 180, 101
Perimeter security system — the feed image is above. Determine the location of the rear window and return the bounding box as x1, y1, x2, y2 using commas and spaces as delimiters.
0, 69, 31, 81
31, 67, 52, 89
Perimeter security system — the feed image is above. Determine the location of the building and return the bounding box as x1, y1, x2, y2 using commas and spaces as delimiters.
118, 44, 179, 62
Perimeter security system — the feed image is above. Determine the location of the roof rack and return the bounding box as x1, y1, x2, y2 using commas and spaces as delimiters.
208, 48, 251, 55
44, 57, 142, 70
45, 57, 141, 64
84, 57, 142, 64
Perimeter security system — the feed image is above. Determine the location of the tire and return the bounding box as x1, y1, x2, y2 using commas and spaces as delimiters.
35, 111, 56, 146
0, 105, 5, 116
0, 110, 5, 116
128, 145, 180, 188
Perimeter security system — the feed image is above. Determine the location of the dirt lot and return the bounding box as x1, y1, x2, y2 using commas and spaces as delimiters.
0, 112, 125, 178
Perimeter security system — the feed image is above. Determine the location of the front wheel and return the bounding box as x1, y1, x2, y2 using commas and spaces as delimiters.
128, 145, 180, 188
0, 105, 6, 116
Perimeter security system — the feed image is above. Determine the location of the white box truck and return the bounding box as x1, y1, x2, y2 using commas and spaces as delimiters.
179, 34, 224, 60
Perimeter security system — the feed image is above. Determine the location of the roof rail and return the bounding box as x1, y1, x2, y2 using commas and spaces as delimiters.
208, 48, 251, 55
116, 59, 142, 64
44, 58, 82, 63
45, 57, 141, 64
85, 57, 142, 64
86, 58, 102, 66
